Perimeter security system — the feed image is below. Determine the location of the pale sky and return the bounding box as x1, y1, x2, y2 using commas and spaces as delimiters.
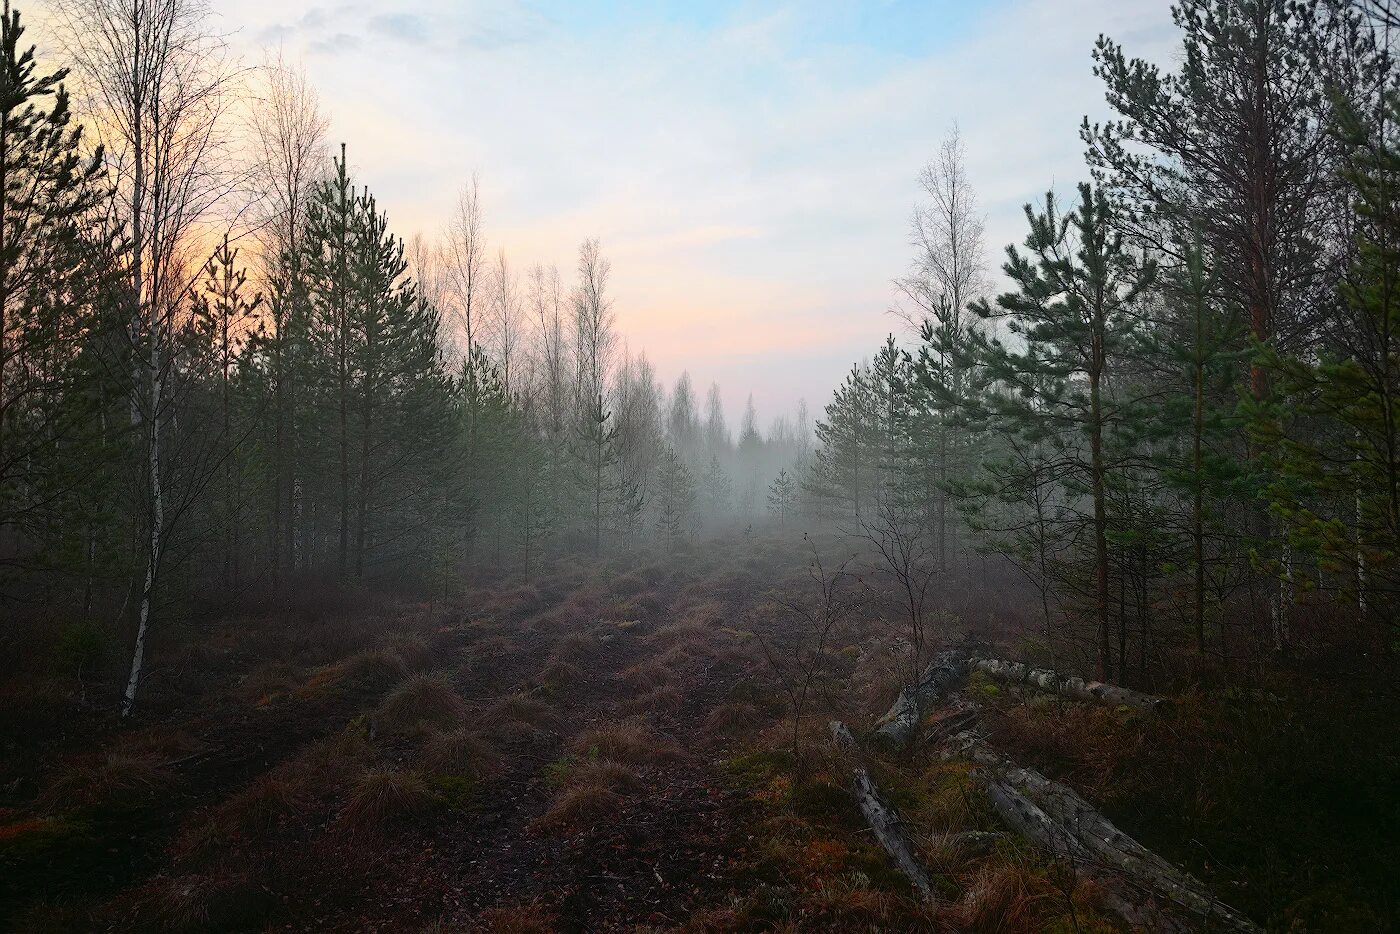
59, 0, 1181, 429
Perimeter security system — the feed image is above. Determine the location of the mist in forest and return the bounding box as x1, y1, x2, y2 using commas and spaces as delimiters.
1, 1, 1398, 932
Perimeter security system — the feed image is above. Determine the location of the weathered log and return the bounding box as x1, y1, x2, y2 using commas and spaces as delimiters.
969, 657, 1170, 714
872, 649, 969, 749
829, 720, 936, 902
947, 732, 1261, 934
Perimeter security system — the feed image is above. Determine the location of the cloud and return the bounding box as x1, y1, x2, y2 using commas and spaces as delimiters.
369, 13, 430, 45
218, 0, 1181, 426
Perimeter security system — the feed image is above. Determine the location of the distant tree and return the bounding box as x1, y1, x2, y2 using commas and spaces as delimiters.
653, 444, 695, 550
767, 468, 797, 526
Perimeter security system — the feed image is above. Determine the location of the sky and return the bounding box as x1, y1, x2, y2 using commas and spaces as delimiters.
87, 0, 1182, 430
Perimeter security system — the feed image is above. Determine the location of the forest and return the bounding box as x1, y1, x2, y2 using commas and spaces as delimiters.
1, 0, 1397, 931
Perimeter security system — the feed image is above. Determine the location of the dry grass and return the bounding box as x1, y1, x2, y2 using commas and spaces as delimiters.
615, 657, 674, 691
620, 685, 685, 715
537, 659, 583, 689
375, 672, 468, 736
137, 871, 266, 932
337, 647, 410, 692
467, 901, 557, 933
212, 773, 305, 839
341, 767, 434, 833
569, 720, 680, 764
956, 862, 1052, 933
417, 727, 500, 779
549, 631, 600, 664
533, 781, 620, 831
704, 702, 762, 736
47, 750, 175, 808
483, 693, 555, 740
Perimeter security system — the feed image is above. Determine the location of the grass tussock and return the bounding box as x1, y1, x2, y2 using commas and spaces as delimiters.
341, 767, 434, 833
137, 870, 266, 932
374, 672, 468, 736
483, 693, 555, 740
48, 750, 175, 809
569, 720, 680, 764
467, 901, 557, 933
417, 727, 500, 779
549, 632, 600, 664
620, 684, 685, 715
537, 659, 582, 689
615, 657, 674, 691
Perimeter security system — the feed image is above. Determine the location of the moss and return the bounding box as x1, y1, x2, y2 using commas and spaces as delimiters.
542, 755, 576, 786
967, 669, 1001, 698
426, 774, 476, 813
722, 750, 794, 789
788, 779, 855, 827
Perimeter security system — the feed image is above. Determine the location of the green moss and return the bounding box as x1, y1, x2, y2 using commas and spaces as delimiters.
426, 774, 476, 812
967, 670, 1001, 698
542, 755, 575, 786
722, 750, 794, 789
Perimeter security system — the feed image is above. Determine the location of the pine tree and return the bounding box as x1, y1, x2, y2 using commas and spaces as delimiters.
0, 0, 111, 582
767, 468, 797, 526
970, 184, 1156, 680
653, 443, 695, 550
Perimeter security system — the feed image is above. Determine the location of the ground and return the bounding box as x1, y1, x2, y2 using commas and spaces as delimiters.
1, 532, 1395, 932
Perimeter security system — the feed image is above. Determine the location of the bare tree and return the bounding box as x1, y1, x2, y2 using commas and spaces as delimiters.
490, 247, 520, 397
860, 493, 939, 686
898, 125, 987, 335
528, 262, 569, 436
246, 51, 326, 580
756, 538, 859, 756
52, 0, 246, 716
444, 175, 487, 363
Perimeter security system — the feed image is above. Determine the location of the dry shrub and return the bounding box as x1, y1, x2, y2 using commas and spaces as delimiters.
468, 901, 557, 933
569, 758, 642, 792
375, 672, 467, 736
341, 767, 434, 833
570, 720, 679, 764
286, 728, 374, 796
417, 728, 500, 779
48, 750, 174, 808
137, 871, 267, 932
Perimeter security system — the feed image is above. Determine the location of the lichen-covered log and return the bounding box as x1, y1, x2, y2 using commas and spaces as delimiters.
948, 733, 1261, 934
969, 657, 1170, 714
872, 649, 969, 749
829, 720, 936, 902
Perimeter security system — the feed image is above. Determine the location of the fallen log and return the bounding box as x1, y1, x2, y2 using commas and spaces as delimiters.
947, 732, 1262, 934
829, 720, 936, 902
969, 657, 1170, 714
872, 649, 969, 749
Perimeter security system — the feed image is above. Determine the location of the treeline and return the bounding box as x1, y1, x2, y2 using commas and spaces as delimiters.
804, 0, 1400, 681
0, 0, 807, 713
